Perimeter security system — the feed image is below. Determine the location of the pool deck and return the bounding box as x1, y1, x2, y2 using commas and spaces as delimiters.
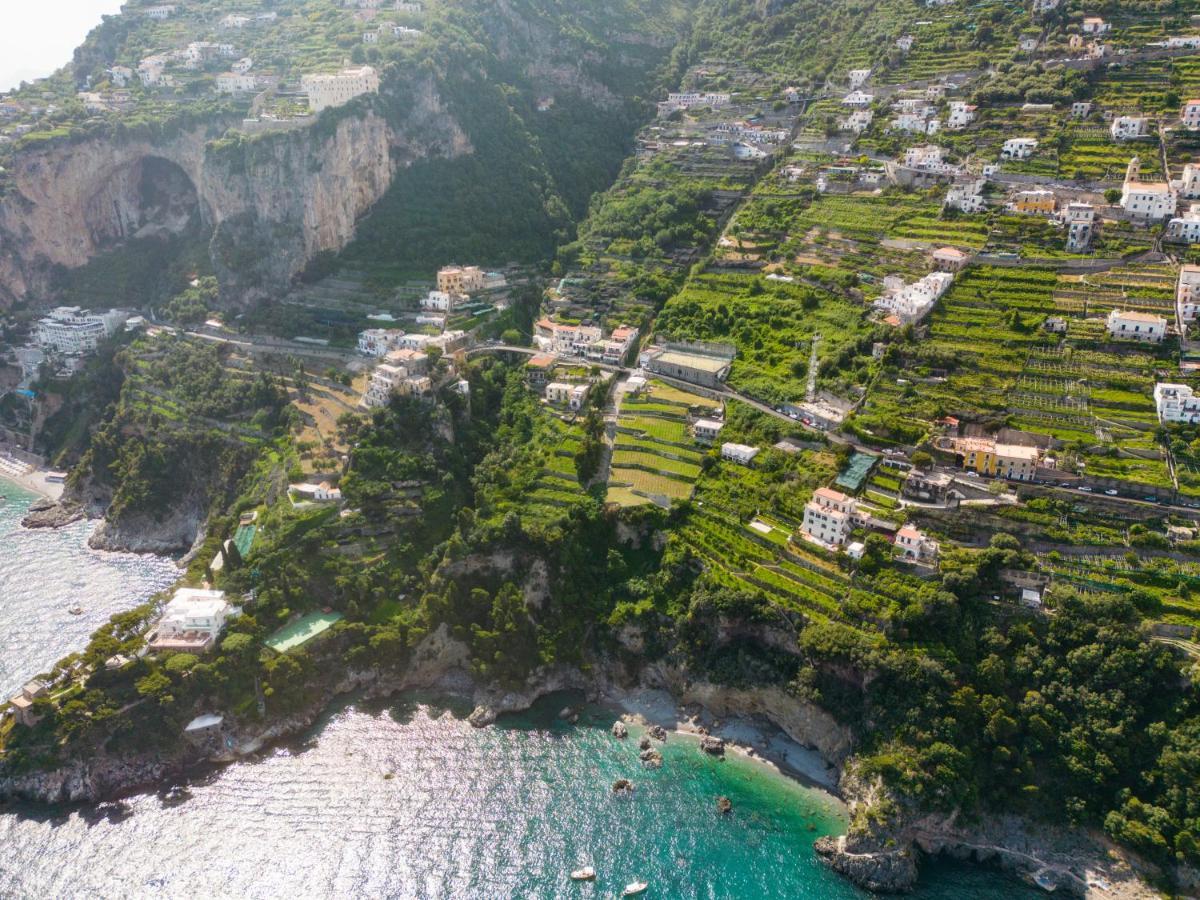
265, 611, 343, 653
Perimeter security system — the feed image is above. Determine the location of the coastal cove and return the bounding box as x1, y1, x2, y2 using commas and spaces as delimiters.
0, 485, 1043, 898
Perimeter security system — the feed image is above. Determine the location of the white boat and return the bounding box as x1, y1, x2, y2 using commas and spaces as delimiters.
569, 866, 596, 881
622, 882, 648, 896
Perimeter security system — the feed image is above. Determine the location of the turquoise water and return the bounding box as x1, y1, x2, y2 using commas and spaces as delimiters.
0, 479, 179, 698
0, 486, 1040, 898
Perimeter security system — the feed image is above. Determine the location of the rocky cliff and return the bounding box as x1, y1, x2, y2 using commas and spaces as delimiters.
0, 76, 467, 310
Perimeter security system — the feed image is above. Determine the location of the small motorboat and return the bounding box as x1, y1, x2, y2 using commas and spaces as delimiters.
67, 605, 84, 615
570, 866, 596, 881
622, 882, 648, 896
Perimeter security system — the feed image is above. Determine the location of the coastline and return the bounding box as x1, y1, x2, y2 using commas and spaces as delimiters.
0, 454, 63, 501
605, 686, 842, 794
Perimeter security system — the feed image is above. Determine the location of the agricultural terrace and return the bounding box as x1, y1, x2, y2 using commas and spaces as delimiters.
851, 264, 1180, 493
671, 404, 946, 630
607, 380, 716, 507
655, 269, 883, 405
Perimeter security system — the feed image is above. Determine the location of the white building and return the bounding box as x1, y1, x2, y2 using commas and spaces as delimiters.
109, 65, 134, 87
533, 319, 603, 355
219, 14, 252, 28
1155, 383, 1200, 423
1121, 157, 1178, 221
232, 57, 254, 74
1166, 36, 1200, 49
801, 487, 866, 549
291, 481, 342, 502
302, 66, 380, 113
1177, 265, 1200, 325
1001, 137, 1038, 160
1032, 0, 1059, 12
847, 68, 872, 90
215, 72, 263, 94
137, 54, 171, 87
892, 113, 930, 134
1071, 101, 1092, 118
946, 101, 976, 130
1177, 163, 1200, 199
1106, 309, 1167, 343
545, 382, 591, 410
661, 92, 731, 112
1081, 16, 1109, 34
1110, 116, 1149, 141
904, 144, 945, 169
693, 418, 724, 444
945, 179, 986, 214
838, 109, 873, 133
842, 91, 874, 107
149, 588, 232, 653
421, 290, 455, 312
896, 34, 914, 52
358, 328, 403, 356
36, 307, 126, 355
874, 271, 954, 325
144, 4, 177, 19
932, 246, 970, 272
1168, 204, 1200, 243
895, 524, 937, 560
720, 442, 759, 465
392, 25, 422, 38
1183, 99, 1200, 130
1063, 202, 1096, 251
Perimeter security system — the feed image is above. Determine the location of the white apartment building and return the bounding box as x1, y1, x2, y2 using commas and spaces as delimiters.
1168, 204, 1200, 243
533, 319, 603, 356
945, 179, 986, 213
847, 68, 872, 89
801, 487, 867, 549
220, 14, 252, 28
1001, 137, 1038, 160
137, 54, 171, 87
1177, 265, 1200, 325
1110, 116, 1149, 141
1071, 101, 1092, 118
358, 328, 403, 356
36, 307, 126, 355
1177, 163, 1200, 199
144, 4, 177, 19
662, 92, 731, 111
421, 290, 455, 312
1183, 99, 1200, 130
873, 271, 954, 325
904, 144, 945, 169
1121, 157, 1178, 221
545, 382, 591, 410
302, 66, 380, 113
842, 91, 874, 107
1063, 202, 1095, 251
892, 113, 931, 134
946, 102, 976, 129
149, 589, 232, 653
720, 442, 759, 466
216, 72, 263, 93
1106, 309, 1167, 343
392, 25, 421, 38
1166, 36, 1200, 49
839, 109, 873, 133
1155, 383, 1200, 423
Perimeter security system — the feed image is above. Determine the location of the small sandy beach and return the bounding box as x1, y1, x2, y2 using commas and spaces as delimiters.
605, 687, 842, 794
0, 455, 64, 501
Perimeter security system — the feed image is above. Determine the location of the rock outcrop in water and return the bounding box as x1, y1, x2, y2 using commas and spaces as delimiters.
20, 497, 85, 529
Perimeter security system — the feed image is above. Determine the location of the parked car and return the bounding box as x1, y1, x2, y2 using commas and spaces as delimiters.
1078, 486, 1092, 492
1104, 489, 1118, 496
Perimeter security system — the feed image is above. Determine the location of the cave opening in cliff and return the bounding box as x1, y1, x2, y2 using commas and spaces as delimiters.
57, 156, 212, 309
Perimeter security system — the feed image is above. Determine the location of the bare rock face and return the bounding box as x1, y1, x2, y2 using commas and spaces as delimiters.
0, 78, 467, 310
813, 835, 920, 894
20, 497, 85, 529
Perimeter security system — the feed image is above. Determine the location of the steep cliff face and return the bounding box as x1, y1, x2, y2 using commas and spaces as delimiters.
0, 77, 467, 310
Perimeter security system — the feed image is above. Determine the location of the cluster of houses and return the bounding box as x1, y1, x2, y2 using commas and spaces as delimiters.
937, 435, 1042, 481
533, 319, 639, 364
147, 588, 237, 654
798, 487, 938, 561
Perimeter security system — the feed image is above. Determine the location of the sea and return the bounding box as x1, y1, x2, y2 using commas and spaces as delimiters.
0, 481, 1040, 899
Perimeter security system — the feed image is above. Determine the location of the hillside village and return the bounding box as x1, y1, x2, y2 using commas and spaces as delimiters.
10, 0, 1200, 885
